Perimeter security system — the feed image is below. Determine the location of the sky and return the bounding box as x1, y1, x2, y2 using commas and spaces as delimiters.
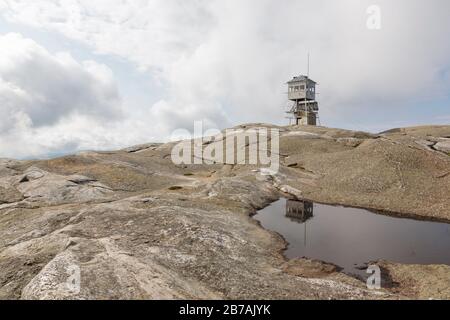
0, 0, 449, 159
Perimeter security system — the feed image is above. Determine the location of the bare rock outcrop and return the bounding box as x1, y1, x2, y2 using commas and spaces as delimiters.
0, 124, 449, 300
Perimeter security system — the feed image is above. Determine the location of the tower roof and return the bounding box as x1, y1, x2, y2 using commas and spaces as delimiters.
287, 75, 317, 84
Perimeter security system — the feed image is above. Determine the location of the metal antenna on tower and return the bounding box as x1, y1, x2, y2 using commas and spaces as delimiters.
307, 52, 310, 78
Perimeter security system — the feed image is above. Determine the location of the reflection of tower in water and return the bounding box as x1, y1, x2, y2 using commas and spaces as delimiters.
286, 199, 314, 223
286, 199, 314, 247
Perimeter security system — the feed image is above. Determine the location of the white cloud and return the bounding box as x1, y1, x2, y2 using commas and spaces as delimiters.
1, 0, 450, 158
0, 33, 124, 158
0, 33, 122, 129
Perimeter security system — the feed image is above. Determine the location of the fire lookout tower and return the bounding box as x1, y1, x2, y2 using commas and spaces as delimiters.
286, 75, 319, 126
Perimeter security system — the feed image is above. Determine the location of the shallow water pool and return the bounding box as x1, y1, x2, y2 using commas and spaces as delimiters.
253, 198, 450, 276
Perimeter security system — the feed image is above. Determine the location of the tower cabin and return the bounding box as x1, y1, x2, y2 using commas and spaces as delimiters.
287, 75, 319, 126
286, 199, 314, 223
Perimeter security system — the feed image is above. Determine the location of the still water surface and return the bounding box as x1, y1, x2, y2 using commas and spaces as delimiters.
253, 198, 450, 275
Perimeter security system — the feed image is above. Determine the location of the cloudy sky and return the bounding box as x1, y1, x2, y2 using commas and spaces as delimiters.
0, 0, 449, 159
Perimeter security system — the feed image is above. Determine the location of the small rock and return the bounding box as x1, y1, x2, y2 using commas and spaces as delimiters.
283, 258, 342, 278
434, 140, 450, 153
64, 239, 78, 249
